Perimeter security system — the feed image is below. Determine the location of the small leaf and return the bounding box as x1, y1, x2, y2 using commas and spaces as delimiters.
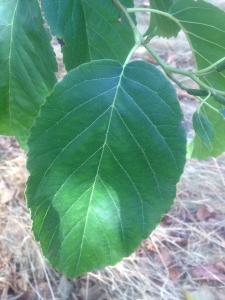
0, 0, 57, 147
192, 111, 214, 150
147, 0, 180, 38
27, 59, 186, 277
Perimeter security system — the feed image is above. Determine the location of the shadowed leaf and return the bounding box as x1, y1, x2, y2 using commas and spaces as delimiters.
41, 0, 135, 70
148, 0, 180, 38
192, 111, 214, 150
170, 0, 225, 158
0, 0, 57, 148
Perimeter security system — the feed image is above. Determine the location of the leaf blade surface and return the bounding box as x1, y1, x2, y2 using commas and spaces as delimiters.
41, 0, 135, 70
148, 0, 180, 38
0, 0, 57, 147
27, 59, 186, 277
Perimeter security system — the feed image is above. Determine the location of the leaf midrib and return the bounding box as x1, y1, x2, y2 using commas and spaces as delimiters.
74, 64, 126, 273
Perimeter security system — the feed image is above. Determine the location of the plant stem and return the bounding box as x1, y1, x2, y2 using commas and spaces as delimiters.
198, 95, 220, 114
143, 42, 191, 77
112, 0, 142, 44
114, 2, 225, 98
144, 43, 225, 97
165, 72, 195, 93
198, 93, 211, 111
124, 44, 139, 65
128, 7, 225, 79
195, 57, 225, 76
127, 7, 181, 28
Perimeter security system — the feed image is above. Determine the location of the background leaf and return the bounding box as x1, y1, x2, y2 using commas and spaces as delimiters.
0, 0, 57, 148
27, 59, 186, 277
147, 0, 180, 38
42, 0, 135, 71
220, 109, 225, 118
192, 111, 214, 150
170, 0, 225, 159
41, 0, 90, 70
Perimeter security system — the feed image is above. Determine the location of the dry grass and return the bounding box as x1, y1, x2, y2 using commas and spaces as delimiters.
1, 1, 225, 299
1, 137, 225, 300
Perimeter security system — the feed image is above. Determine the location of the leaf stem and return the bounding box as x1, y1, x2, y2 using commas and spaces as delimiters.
127, 7, 225, 77
164, 72, 200, 95
198, 93, 211, 111
112, 0, 142, 44
124, 44, 139, 65
114, 3, 225, 98
127, 7, 181, 27
112, 0, 142, 64
143, 42, 225, 96
195, 57, 225, 76
127, 7, 225, 96
198, 95, 220, 115
143, 42, 191, 77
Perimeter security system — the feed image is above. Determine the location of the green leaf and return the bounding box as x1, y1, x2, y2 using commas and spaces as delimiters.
147, 0, 180, 38
219, 109, 225, 118
170, 0, 225, 159
0, 0, 57, 148
213, 94, 225, 106
215, 59, 225, 72
27, 59, 186, 277
192, 111, 214, 150
41, 0, 89, 70
41, 0, 135, 70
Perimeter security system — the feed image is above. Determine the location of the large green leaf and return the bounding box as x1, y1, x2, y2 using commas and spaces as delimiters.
170, 0, 225, 159
41, 0, 135, 70
147, 0, 180, 38
27, 59, 186, 277
0, 0, 57, 148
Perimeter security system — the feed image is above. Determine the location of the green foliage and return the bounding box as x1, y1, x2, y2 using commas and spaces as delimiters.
220, 109, 225, 118
170, 0, 225, 159
0, 0, 225, 278
213, 94, 225, 106
41, 0, 89, 70
148, 0, 180, 38
0, 0, 57, 148
41, 0, 135, 70
27, 59, 186, 277
215, 59, 225, 72
192, 111, 214, 150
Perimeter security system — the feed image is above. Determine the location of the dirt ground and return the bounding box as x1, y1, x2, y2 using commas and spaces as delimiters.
1, 1, 225, 299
